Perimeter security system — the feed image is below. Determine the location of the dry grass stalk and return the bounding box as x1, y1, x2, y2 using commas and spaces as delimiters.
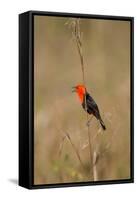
58, 130, 85, 170
93, 151, 98, 181
65, 132, 85, 169
58, 135, 67, 157
70, 19, 93, 178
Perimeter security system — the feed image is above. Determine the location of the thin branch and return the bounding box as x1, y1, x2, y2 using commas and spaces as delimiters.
58, 129, 85, 170
70, 19, 93, 178
58, 135, 67, 157
87, 125, 93, 176
65, 132, 85, 170
72, 19, 85, 85
93, 151, 98, 181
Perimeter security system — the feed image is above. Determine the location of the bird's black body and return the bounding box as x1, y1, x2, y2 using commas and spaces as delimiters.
82, 92, 106, 130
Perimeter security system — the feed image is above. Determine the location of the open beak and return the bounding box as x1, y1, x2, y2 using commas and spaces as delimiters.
72, 86, 76, 93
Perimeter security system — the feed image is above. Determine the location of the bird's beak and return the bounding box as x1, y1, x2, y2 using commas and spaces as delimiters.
72, 86, 76, 93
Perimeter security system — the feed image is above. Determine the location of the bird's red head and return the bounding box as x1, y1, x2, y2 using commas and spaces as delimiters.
72, 84, 86, 103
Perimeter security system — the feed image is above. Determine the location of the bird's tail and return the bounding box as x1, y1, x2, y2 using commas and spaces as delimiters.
99, 118, 106, 130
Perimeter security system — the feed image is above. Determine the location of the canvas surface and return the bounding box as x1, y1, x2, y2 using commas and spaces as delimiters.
34, 16, 131, 185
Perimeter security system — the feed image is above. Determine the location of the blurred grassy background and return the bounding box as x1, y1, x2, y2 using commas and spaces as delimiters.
34, 16, 130, 185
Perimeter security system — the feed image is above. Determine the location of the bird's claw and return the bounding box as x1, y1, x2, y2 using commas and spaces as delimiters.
86, 120, 90, 127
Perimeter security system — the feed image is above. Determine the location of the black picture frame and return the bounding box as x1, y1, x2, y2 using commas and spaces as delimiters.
19, 10, 134, 189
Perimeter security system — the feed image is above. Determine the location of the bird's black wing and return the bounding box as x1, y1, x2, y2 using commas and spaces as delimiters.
82, 92, 101, 119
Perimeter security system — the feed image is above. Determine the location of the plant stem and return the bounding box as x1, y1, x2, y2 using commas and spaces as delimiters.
65, 132, 85, 170
72, 19, 93, 178
93, 151, 98, 181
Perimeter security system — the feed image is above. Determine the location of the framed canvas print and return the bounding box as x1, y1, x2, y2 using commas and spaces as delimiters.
19, 11, 134, 189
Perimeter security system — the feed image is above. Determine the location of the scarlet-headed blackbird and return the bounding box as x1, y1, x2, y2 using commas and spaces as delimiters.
72, 84, 106, 130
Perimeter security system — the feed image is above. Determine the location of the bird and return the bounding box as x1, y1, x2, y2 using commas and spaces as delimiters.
72, 84, 106, 130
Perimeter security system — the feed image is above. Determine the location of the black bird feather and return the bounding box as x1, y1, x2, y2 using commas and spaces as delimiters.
82, 92, 106, 130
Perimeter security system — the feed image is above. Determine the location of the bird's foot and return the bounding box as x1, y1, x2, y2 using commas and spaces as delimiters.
86, 120, 91, 127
